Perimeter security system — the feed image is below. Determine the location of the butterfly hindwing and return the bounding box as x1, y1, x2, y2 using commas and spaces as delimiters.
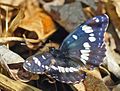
24, 52, 86, 83
48, 57, 86, 83
23, 52, 54, 74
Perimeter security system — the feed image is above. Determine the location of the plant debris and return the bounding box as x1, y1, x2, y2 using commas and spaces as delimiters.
0, 0, 120, 91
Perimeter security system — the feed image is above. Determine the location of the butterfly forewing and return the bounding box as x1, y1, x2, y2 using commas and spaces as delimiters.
60, 14, 109, 66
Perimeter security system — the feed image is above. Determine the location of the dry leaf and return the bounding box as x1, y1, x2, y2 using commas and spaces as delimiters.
106, 51, 120, 78
83, 69, 108, 91
0, 45, 24, 64
112, 0, 120, 17
105, 0, 120, 31
19, 0, 56, 40
105, 32, 120, 78
72, 82, 86, 91
8, 8, 24, 34
19, 11, 56, 40
112, 84, 120, 91
40, 0, 86, 32
103, 75, 114, 87
39, 0, 65, 12
84, 73, 108, 91
0, 45, 25, 81
0, 0, 24, 7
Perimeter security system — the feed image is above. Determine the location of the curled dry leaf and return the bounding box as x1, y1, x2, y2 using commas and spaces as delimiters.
103, 75, 115, 89
0, 45, 24, 64
106, 49, 120, 78
19, 11, 56, 40
105, 33, 120, 78
17, 68, 39, 82
19, 0, 56, 40
0, 0, 56, 49
0, 45, 32, 82
16, 0, 56, 49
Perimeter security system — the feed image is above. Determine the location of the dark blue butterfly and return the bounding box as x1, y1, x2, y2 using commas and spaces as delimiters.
23, 14, 109, 84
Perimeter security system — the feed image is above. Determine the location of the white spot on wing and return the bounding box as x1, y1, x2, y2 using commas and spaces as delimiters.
69, 67, 79, 72
65, 67, 69, 72
26, 60, 29, 63
82, 25, 93, 33
93, 17, 99, 22
82, 53, 89, 56
42, 65, 44, 68
81, 55, 89, 60
45, 65, 49, 69
83, 42, 91, 48
89, 33, 94, 37
80, 50, 90, 53
58, 66, 65, 73
67, 41, 70, 44
41, 55, 46, 60
80, 58, 87, 64
89, 37, 96, 42
27, 62, 31, 66
100, 28, 102, 31
51, 65, 58, 70
95, 18, 99, 22
33, 57, 41, 66
72, 35, 78, 40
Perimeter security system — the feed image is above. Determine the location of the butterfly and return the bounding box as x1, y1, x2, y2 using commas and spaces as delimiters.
23, 14, 109, 84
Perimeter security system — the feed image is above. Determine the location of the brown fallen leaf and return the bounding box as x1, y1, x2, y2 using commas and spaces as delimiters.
105, 0, 120, 31
105, 36, 120, 78
83, 69, 109, 91
0, 73, 41, 91
40, 0, 87, 32
72, 82, 86, 91
0, 45, 26, 81
103, 75, 115, 89
112, 0, 120, 17
0, 0, 24, 7
19, 0, 56, 40
112, 84, 120, 91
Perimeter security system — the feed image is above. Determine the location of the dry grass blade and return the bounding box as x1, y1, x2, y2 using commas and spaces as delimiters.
8, 8, 24, 33
0, 73, 41, 91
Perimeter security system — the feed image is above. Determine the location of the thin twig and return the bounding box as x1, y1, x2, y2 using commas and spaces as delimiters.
0, 37, 41, 43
